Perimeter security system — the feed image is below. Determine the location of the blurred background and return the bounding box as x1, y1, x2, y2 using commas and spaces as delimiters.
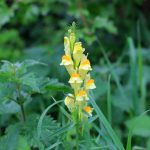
0, 0, 150, 148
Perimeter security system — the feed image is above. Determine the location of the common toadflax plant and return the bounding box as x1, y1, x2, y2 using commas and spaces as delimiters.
60, 25, 96, 121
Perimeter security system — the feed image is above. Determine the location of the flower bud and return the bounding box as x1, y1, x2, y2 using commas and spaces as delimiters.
84, 106, 93, 116
64, 37, 70, 55
64, 94, 75, 111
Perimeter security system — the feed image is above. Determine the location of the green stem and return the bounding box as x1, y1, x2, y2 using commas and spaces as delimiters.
20, 103, 26, 122
76, 122, 79, 150
75, 108, 80, 150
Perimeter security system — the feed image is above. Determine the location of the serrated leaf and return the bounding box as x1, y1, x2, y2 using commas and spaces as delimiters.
16, 136, 30, 150
0, 124, 21, 150
20, 73, 40, 92
0, 101, 20, 114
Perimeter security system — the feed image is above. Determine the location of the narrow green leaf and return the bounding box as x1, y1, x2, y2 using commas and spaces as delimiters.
126, 130, 132, 150
90, 97, 125, 150
45, 141, 61, 150
37, 100, 63, 138
107, 74, 112, 124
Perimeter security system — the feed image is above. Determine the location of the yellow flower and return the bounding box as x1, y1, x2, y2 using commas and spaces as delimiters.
69, 73, 83, 84
85, 79, 96, 90
84, 106, 93, 116
64, 94, 75, 111
79, 59, 92, 71
60, 55, 73, 66
60, 55, 75, 75
73, 42, 85, 54
64, 37, 70, 55
69, 73, 83, 95
76, 90, 89, 101
79, 58, 92, 79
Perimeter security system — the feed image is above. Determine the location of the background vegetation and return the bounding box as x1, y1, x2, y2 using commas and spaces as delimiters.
0, 0, 150, 149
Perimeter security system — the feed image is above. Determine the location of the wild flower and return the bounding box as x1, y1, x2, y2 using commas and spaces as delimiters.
60, 25, 96, 119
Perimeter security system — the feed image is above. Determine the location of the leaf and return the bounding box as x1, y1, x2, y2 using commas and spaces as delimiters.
16, 136, 30, 150
94, 17, 117, 34
44, 79, 71, 93
0, 101, 20, 114
0, 83, 15, 103
45, 141, 61, 150
37, 100, 63, 139
0, 124, 21, 150
0, 2, 14, 27
21, 114, 60, 149
90, 96, 125, 150
126, 115, 150, 137
20, 73, 40, 92
126, 130, 132, 150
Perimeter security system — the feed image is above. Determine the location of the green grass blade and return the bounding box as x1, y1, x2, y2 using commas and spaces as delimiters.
90, 97, 125, 150
45, 141, 61, 150
128, 37, 138, 114
37, 100, 64, 139
107, 74, 112, 124
126, 130, 132, 150
137, 21, 145, 112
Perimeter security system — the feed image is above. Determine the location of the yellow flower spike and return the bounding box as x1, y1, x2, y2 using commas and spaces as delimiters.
76, 90, 89, 101
64, 37, 70, 55
64, 94, 75, 111
85, 79, 96, 90
84, 106, 93, 116
61, 24, 95, 118
60, 55, 75, 75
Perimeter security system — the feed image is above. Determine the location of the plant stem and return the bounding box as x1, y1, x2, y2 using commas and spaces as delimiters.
76, 122, 79, 150
75, 108, 80, 150
20, 103, 26, 122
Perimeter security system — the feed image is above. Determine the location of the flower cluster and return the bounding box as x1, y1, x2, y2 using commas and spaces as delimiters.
60, 28, 96, 118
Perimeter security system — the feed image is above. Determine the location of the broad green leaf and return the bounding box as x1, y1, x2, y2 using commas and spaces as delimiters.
16, 136, 30, 150
0, 101, 20, 114
0, 124, 21, 150
20, 73, 40, 92
126, 115, 150, 137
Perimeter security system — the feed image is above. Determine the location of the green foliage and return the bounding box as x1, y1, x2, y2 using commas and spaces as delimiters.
0, 0, 150, 149
126, 115, 150, 137
0, 114, 60, 150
